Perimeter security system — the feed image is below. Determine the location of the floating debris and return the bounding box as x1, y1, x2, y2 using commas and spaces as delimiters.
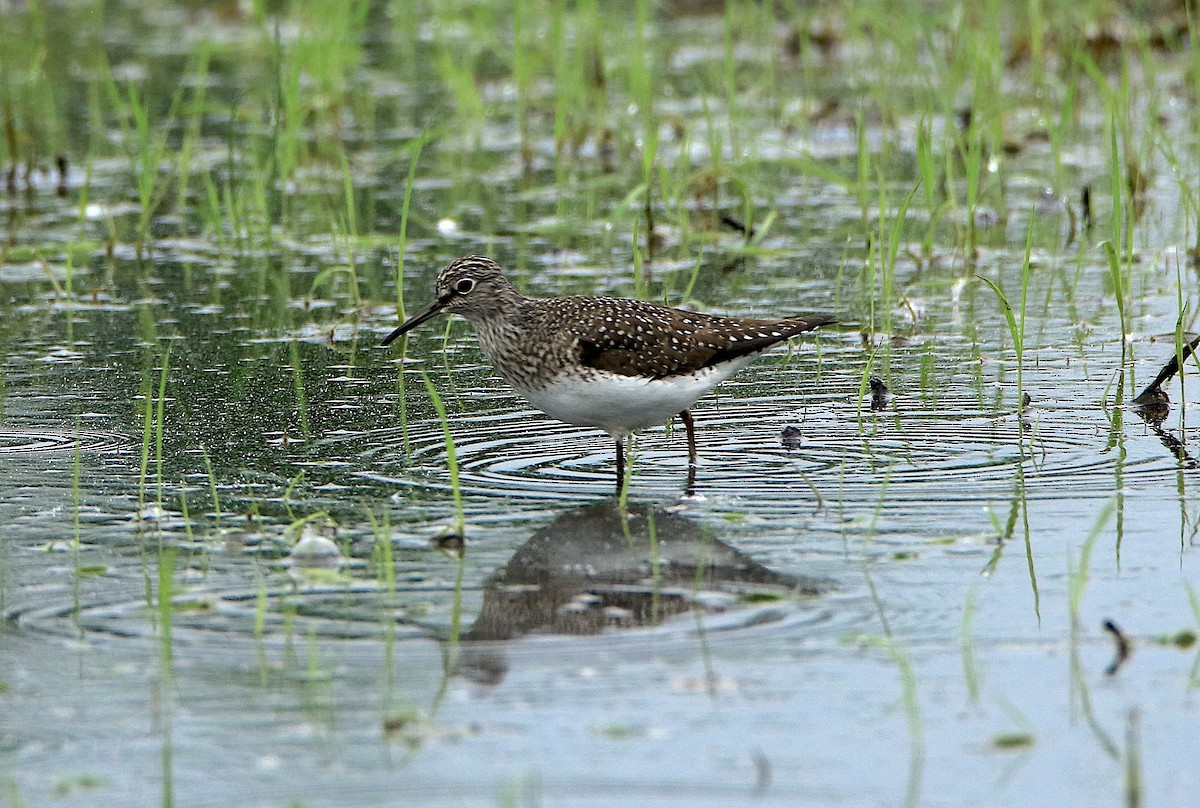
869, 377, 890, 411
289, 522, 343, 569
779, 425, 803, 449
1019, 392, 1033, 429
137, 504, 166, 521
433, 530, 465, 557
992, 732, 1036, 750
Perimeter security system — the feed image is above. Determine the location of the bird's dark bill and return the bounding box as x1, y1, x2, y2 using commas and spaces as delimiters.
380, 297, 448, 346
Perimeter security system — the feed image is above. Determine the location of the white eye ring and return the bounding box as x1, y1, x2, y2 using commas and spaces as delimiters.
455, 278, 475, 294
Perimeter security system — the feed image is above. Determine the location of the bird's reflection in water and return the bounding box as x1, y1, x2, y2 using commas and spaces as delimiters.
455, 500, 832, 685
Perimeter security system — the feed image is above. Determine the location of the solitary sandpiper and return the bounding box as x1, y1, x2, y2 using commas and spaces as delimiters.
382, 255, 834, 491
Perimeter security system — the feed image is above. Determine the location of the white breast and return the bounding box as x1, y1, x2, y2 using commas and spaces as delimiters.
515, 357, 757, 439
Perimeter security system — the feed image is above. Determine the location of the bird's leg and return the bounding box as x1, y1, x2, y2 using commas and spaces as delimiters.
614, 437, 626, 493
679, 409, 698, 497
678, 409, 698, 465
683, 462, 697, 498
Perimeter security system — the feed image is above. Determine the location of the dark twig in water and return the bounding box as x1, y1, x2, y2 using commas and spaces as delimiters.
1081, 185, 1092, 234
719, 255, 746, 275
720, 214, 756, 239
1133, 334, 1200, 405
1103, 619, 1131, 676
55, 154, 68, 197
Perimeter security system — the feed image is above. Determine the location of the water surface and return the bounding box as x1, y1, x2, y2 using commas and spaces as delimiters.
3, 3, 1200, 807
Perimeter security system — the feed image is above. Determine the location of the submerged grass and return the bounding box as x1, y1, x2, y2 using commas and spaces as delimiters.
136, 342, 172, 519
419, 372, 465, 535
864, 570, 925, 808
157, 546, 176, 670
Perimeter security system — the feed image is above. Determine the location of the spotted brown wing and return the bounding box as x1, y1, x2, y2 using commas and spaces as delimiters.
567, 297, 833, 380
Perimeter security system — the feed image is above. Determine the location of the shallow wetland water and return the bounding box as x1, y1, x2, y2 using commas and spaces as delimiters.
2, 2, 1200, 806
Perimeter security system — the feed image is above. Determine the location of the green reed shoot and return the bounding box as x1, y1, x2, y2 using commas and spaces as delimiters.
865, 570, 924, 808
854, 109, 870, 231
877, 179, 921, 337
960, 111, 984, 259
336, 152, 363, 306
617, 437, 635, 511
1067, 499, 1115, 623
960, 586, 981, 705
432, 21, 484, 132
631, 0, 659, 258
429, 546, 468, 714
1124, 709, 1142, 808
512, 0, 533, 165
288, 340, 310, 440
1186, 584, 1200, 689
1157, 131, 1200, 271
646, 510, 661, 625
178, 484, 194, 547
136, 350, 158, 515
388, 135, 428, 455
138, 343, 174, 513
632, 228, 647, 299
1104, 114, 1129, 353
855, 346, 880, 423
104, 73, 183, 256
157, 546, 176, 669
548, 1, 571, 192
721, 3, 737, 130
395, 132, 428, 313
420, 372, 464, 535
447, 547, 466, 658
200, 445, 221, 524
281, 471, 306, 523
915, 119, 946, 257
2, 776, 24, 808
1190, 2, 1200, 256
680, 252, 704, 304
980, 453, 1039, 616
253, 570, 268, 640
364, 506, 396, 594
160, 703, 176, 808
977, 215, 1034, 412
154, 341, 172, 513
72, 421, 82, 553
175, 42, 211, 214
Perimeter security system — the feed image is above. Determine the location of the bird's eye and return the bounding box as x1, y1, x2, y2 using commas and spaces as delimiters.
455, 278, 475, 294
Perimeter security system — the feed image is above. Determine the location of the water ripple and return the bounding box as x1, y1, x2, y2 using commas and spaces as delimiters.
339, 391, 1184, 505
0, 428, 126, 454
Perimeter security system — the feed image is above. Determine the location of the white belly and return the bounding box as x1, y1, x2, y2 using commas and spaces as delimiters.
515, 359, 756, 439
